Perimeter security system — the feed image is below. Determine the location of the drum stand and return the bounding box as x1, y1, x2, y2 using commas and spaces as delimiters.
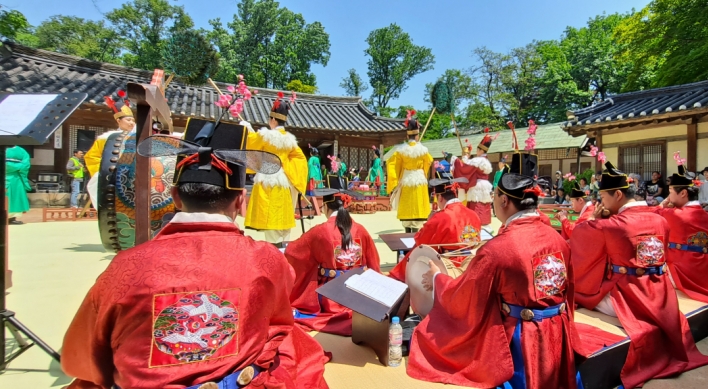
1, 145, 61, 370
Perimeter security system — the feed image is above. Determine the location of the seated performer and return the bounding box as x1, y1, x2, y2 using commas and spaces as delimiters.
557, 180, 595, 239
654, 158, 708, 303
408, 152, 582, 388
61, 124, 328, 388
285, 187, 380, 336
452, 128, 494, 226
387, 110, 433, 233
570, 160, 708, 388
389, 177, 481, 282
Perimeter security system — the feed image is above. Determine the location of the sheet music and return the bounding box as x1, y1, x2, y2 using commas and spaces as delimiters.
344, 269, 408, 308
481, 230, 494, 241
400, 237, 416, 248
0, 95, 59, 135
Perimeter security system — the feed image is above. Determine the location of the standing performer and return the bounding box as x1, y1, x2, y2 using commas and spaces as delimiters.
61, 127, 329, 389
570, 160, 708, 388
336, 154, 347, 179
367, 145, 386, 196
387, 110, 433, 232
452, 128, 494, 226
286, 188, 380, 336
5, 145, 31, 225
408, 152, 582, 388
306, 144, 323, 196
654, 157, 708, 303
557, 180, 595, 240
84, 92, 135, 208
388, 177, 481, 282
243, 92, 307, 246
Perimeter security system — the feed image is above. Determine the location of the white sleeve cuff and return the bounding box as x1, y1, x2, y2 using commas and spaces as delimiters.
239, 120, 254, 133
431, 271, 441, 302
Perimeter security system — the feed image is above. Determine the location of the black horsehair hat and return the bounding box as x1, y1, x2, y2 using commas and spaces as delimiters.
599, 161, 629, 191
570, 181, 586, 199
670, 164, 698, 187
498, 152, 541, 200
137, 118, 281, 190
404, 109, 420, 135
270, 91, 292, 122
430, 177, 469, 195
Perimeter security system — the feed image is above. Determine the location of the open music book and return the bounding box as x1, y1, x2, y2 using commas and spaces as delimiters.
344, 269, 408, 308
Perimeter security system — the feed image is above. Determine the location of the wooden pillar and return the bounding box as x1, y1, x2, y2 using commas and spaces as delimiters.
595, 131, 603, 171
687, 121, 697, 172
334, 134, 339, 157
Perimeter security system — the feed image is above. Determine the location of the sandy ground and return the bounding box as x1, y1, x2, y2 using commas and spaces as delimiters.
0, 210, 706, 388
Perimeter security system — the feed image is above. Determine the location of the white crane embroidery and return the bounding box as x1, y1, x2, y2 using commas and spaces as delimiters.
181, 294, 235, 322
161, 327, 217, 348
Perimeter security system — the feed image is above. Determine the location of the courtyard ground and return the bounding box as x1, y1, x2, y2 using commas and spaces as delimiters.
0, 210, 706, 388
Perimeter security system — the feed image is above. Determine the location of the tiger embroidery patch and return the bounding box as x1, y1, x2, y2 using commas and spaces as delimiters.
532, 252, 567, 298
150, 289, 240, 367
459, 225, 480, 244
688, 231, 708, 248
635, 235, 665, 266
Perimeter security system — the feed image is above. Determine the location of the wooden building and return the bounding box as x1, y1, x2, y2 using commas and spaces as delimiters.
564, 81, 708, 180
0, 41, 406, 183
386, 123, 593, 177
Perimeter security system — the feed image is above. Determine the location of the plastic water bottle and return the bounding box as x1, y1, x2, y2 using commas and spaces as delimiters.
398, 251, 405, 263
388, 316, 403, 367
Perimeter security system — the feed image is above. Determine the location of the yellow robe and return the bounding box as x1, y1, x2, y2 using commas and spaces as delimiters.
245, 127, 307, 230
84, 130, 124, 176
386, 141, 433, 220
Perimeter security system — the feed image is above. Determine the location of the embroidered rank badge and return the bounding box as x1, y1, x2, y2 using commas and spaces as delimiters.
334, 238, 362, 267
459, 225, 481, 245
150, 289, 240, 367
532, 252, 567, 298
688, 231, 708, 248
635, 235, 665, 266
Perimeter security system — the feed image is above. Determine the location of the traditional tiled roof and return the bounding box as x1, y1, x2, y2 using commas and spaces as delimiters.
0, 41, 404, 134
384, 123, 586, 160
565, 80, 708, 135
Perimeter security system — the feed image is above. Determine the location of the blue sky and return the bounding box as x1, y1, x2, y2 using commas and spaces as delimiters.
6, 0, 651, 110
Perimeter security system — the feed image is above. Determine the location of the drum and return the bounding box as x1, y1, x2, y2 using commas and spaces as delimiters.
97, 131, 177, 252
405, 245, 475, 317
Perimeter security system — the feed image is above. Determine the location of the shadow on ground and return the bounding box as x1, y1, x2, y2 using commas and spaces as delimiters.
64, 244, 109, 253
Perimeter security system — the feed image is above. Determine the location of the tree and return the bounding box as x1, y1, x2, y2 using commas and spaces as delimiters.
423, 69, 475, 111
209, 0, 330, 88
339, 68, 368, 96
107, 0, 194, 70
31, 16, 123, 63
286, 79, 317, 94
0, 7, 30, 41
364, 23, 435, 110
465, 47, 511, 129
615, 0, 708, 88
162, 29, 219, 85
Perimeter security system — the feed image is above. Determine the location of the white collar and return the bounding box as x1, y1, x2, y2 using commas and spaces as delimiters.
504, 209, 539, 227
580, 201, 591, 215
329, 211, 339, 218
684, 201, 701, 208
618, 201, 647, 214
169, 212, 233, 224
442, 198, 461, 209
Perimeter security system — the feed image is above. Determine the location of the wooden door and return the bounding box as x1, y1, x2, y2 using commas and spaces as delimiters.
539, 164, 552, 177
618, 142, 665, 182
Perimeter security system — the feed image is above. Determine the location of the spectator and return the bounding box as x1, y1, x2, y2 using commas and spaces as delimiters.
699, 167, 708, 210
554, 188, 565, 204
66, 149, 86, 209
563, 194, 571, 205
554, 170, 563, 191
629, 173, 646, 201
579, 177, 590, 193
645, 171, 667, 205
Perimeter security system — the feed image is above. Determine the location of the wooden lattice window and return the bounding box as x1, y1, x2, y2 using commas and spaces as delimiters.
618, 142, 665, 182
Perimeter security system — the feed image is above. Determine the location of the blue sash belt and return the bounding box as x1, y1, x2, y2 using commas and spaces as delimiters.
502, 302, 567, 322
611, 263, 667, 276
185, 365, 261, 389
668, 242, 708, 254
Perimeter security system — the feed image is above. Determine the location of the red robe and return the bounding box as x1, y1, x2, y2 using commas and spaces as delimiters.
453, 157, 493, 225
570, 203, 708, 388
389, 201, 482, 282
285, 216, 380, 336
654, 202, 708, 303
561, 203, 595, 240
61, 214, 328, 389
408, 215, 582, 388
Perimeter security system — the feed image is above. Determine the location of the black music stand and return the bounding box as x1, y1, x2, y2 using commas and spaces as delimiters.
0, 93, 87, 370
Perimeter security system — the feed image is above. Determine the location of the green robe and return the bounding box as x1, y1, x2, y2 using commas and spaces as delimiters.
367, 157, 386, 195
307, 156, 324, 188
338, 161, 347, 178
5, 146, 31, 214
493, 169, 504, 189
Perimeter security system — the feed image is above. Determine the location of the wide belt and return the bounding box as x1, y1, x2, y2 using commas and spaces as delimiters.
318, 266, 367, 279
611, 263, 668, 276
668, 242, 708, 254
501, 302, 567, 322
185, 364, 261, 389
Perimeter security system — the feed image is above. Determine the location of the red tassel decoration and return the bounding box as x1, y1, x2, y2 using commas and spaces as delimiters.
117, 90, 126, 98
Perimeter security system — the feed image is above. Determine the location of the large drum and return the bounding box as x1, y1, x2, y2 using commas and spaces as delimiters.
97, 131, 177, 252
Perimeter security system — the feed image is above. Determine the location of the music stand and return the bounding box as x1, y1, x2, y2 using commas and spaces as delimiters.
0, 92, 88, 369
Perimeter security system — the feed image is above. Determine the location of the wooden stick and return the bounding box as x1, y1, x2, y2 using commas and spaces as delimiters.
451, 113, 464, 153
418, 107, 436, 141
163, 73, 175, 91
207, 77, 245, 122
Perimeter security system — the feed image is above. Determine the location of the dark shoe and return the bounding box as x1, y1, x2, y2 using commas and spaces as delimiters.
404, 227, 411, 233
409, 228, 419, 233
9, 220, 24, 225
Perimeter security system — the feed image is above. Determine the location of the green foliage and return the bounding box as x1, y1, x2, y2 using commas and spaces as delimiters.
562, 168, 595, 195
162, 29, 219, 85
0, 7, 30, 41
365, 23, 435, 110
286, 80, 317, 94
208, 0, 330, 88
430, 81, 453, 114
107, 0, 194, 70
32, 16, 123, 63
339, 68, 368, 96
